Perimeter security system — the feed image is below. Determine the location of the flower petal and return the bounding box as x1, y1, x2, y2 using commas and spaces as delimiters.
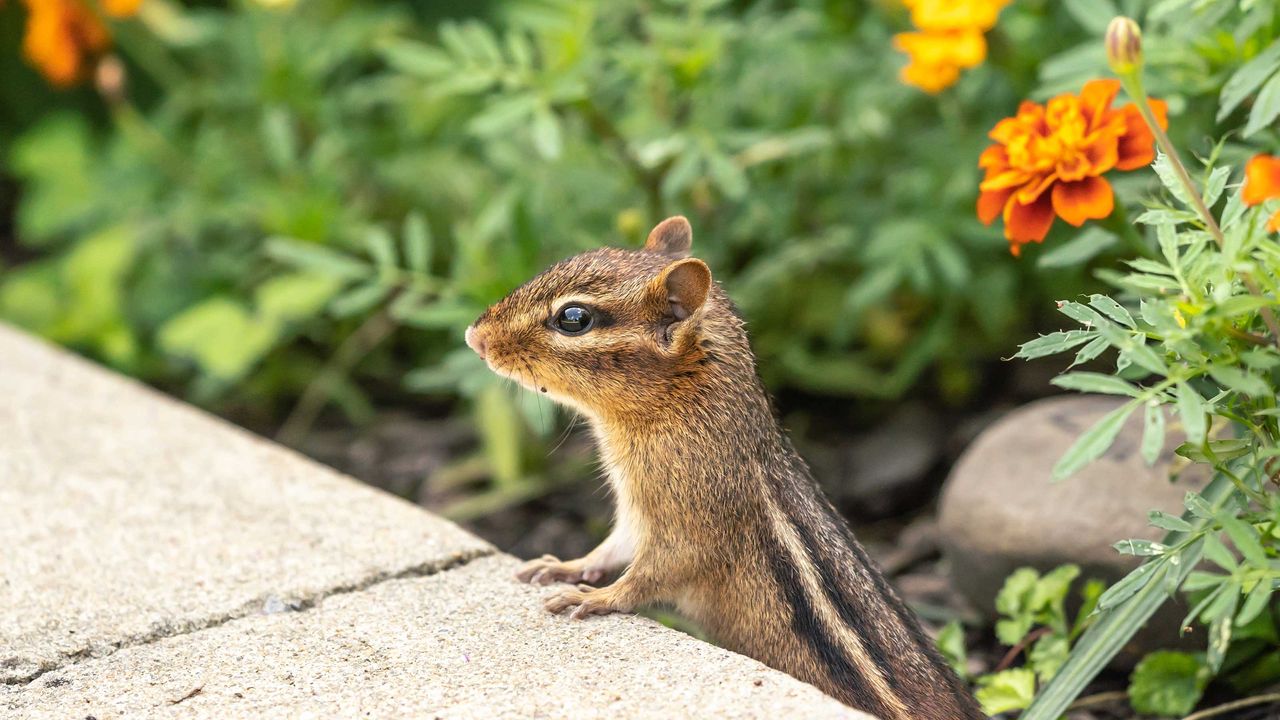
1052, 176, 1115, 227
1115, 104, 1161, 171
1004, 193, 1056, 244
1243, 154, 1280, 207
978, 187, 1013, 225
1079, 79, 1121, 125
1268, 210, 1280, 234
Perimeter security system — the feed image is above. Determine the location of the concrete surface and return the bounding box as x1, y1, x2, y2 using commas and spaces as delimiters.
2, 557, 864, 719
0, 324, 491, 684
0, 325, 871, 718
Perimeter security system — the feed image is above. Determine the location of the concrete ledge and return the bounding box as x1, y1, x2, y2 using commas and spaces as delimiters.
0, 324, 869, 718
0, 324, 491, 683
4, 556, 863, 719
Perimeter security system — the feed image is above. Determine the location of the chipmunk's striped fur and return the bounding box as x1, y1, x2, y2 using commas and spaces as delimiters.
466, 217, 983, 719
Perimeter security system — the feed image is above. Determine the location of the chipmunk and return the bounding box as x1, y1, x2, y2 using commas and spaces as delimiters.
464, 217, 983, 719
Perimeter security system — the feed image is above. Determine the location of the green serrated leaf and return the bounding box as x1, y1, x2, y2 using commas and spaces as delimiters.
1218, 38, 1280, 121
1176, 382, 1207, 445
1088, 294, 1135, 328
1113, 539, 1167, 556
1141, 403, 1166, 465
1051, 372, 1140, 397
1053, 401, 1139, 480
1244, 71, 1280, 138
1148, 510, 1192, 533
1220, 515, 1267, 566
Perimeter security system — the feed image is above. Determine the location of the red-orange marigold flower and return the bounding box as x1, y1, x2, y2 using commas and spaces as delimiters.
1243, 154, 1280, 233
977, 78, 1169, 256
19, 0, 141, 87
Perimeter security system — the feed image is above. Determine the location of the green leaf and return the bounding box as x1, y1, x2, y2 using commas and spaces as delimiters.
364, 227, 397, 268
1244, 68, 1280, 138
1220, 515, 1267, 566
1050, 372, 1140, 397
476, 382, 523, 488
1175, 438, 1252, 463
1148, 510, 1192, 533
1153, 152, 1193, 206
329, 283, 390, 318
402, 213, 432, 274
1037, 227, 1116, 268
265, 237, 370, 280
1128, 651, 1210, 717
255, 273, 343, 323
1061, 0, 1117, 32
1236, 579, 1273, 627
1207, 366, 1270, 396
1088, 294, 1134, 328
976, 669, 1037, 715
1218, 38, 1280, 121
935, 621, 968, 679
1202, 534, 1239, 572
1015, 330, 1095, 360
1185, 491, 1216, 519
1052, 400, 1139, 480
707, 151, 748, 200
1029, 633, 1071, 684
1071, 336, 1110, 368
261, 107, 298, 171
1202, 166, 1231, 208
380, 40, 455, 77
531, 106, 563, 159
1141, 402, 1166, 465
1113, 539, 1167, 557
1176, 382, 1207, 445
1023, 477, 1231, 720
158, 298, 278, 381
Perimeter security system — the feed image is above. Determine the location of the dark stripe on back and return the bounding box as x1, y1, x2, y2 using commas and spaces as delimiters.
759, 523, 897, 718
783, 501, 906, 696
817, 499, 984, 716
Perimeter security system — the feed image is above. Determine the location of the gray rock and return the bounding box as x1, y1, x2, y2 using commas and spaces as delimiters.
939, 395, 1208, 657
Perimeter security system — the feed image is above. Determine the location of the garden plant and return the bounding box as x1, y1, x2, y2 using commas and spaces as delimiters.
2, 0, 1280, 717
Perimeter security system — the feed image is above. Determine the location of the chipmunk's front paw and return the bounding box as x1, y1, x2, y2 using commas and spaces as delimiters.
544, 584, 627, 620
515, 555, 606, 586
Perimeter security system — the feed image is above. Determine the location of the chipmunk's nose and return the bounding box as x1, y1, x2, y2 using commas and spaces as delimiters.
465, 325, 487, 359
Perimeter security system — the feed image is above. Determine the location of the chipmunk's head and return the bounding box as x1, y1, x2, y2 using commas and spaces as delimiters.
465, 216, 725, 419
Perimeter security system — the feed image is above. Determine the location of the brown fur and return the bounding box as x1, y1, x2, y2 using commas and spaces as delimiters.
466, 217, 983, 719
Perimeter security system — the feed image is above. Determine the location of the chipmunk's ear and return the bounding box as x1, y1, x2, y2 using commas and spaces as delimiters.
655, 257, 711, 321
644, 216, 692, 259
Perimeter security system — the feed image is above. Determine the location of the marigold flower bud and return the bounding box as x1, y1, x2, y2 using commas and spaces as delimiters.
95, 55, 126, 105
1105, 17, 1143, 75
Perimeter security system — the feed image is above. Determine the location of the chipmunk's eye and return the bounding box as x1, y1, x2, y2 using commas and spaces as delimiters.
553, 304, 594, 335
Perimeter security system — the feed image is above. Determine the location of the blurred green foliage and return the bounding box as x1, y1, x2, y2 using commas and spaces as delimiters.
0, 0, 1226, 498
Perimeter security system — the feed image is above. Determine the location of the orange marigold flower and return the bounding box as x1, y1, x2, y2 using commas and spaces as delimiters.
894, 29, 986, 94
18, 0, 141, 87
903, 0, 1011, 33
977, 78, 1169, 256
1243, 154, 1280, 233
894, 0, 1012, 93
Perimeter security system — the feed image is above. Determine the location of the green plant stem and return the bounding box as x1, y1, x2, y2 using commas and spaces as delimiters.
1117, 71, 1280, 347
1065, 690, 1128, 711
276, 307, 398, 447
1181, 692, 1280, 720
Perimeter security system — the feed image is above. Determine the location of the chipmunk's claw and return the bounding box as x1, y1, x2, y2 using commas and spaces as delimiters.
545, 584, 619, 620
515, 555, 606, 586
